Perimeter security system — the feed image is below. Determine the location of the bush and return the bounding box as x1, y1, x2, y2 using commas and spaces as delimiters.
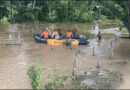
27, 61, 64, 89
27, 60, 43, 89
79, 13, 94, 23
46, 64, 63, 89
100, 15, 108, 21
0, 17, 9, 24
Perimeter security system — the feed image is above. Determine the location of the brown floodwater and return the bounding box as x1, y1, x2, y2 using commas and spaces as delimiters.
0, 23, 130, 89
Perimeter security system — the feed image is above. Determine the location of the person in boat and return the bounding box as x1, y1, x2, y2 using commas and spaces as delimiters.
66, 30, 73, 39
41, 28, 51, 39
41, 30, 49, 39
97, 31, 102, 40
58, 29, 63, 39
51, 29, 59, 39
72, 27, 79, 36
46, 28, 51, 38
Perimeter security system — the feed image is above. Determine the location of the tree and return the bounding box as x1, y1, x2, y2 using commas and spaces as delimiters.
123, 1, 130, 35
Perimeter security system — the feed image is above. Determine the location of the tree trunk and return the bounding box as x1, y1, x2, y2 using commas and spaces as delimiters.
124, 1, 130, 35
128, 16, 130, 36
33, 0, 36, 8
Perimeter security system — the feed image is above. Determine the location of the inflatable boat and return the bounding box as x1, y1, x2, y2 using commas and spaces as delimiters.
34, 34, 89, 46
34, 34, 47, 43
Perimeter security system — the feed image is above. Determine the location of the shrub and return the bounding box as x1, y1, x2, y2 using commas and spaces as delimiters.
27, 60, 43, 89
79, 13, 94, 23
0, 17, 9, 24
46, 64, 63, 89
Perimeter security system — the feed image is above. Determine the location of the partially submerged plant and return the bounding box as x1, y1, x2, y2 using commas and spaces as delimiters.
27, 61, 122, 89
46, 64, 63, 89
27, 60, 43, 89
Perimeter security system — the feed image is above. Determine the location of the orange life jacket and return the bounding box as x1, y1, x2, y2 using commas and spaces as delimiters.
54, 31, 59, 37
67, 32, 72, 38
44, 31, 49, 39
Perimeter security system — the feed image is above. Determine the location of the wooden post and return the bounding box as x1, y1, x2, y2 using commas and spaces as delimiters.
13, 32, 15, 44
18, 32, 21, 45
109, 41, 114, 59
72, 51, 78, 79
93, 45, 95, 56
97, 43, 102, 68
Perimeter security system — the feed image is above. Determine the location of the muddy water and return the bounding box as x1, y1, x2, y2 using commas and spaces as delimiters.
78, 38, 130, 89
0, 38, 78, 89
0, 23, 130, 89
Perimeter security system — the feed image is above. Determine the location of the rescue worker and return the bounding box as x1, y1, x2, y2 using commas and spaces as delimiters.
66, 30, 73, 38
58, 29, 62, 39
43, 30, 49, 39
41, 28, 50, 39
51, 29, 59, 39
46, 28, 51, 38
72, 27, 79, 36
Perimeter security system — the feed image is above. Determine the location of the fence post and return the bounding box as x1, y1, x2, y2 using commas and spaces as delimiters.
109, 40, 114, 59
97, 43, 102, 68
93, 45, 95, 56
18, 32, 21, 45
72, 50, 79, 79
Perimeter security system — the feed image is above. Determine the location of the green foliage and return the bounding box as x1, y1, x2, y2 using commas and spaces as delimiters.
46, 64, 63, 89
100, 15, 107, 20
0, 0, 126, 23
65, 72, 73, 81
74, 82, 85, 89
27, 60, 43, 89
111, 70, 118, 75
1, 0, 129, 33
0, 16, 9, 24
28, 61, 75, 89
118, 23, 123, 31
79, 12, 94, 22
96, 70, 122, 89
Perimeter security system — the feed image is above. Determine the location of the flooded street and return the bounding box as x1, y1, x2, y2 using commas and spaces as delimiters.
0, 23, 130, 89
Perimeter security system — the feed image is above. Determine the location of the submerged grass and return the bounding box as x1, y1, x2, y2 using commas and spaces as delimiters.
27, 60, 43, 89
28, 61, 122, 89
59, 69, 122, 89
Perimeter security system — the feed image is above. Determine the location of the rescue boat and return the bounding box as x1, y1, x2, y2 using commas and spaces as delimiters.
34, 34, 89, 46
